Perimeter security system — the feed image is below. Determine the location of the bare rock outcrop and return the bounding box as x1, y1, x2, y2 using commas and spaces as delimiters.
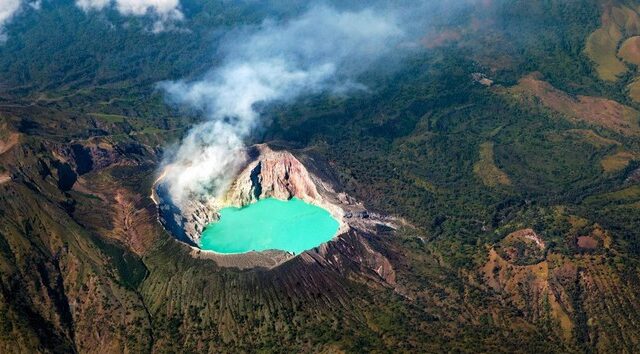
156, 189, 219, 246
177, 196, 220, 243
225, 145, 321, 206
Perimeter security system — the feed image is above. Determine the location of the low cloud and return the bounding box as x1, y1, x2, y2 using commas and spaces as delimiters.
0, 0, 39, 41
160, 4, 406, 205
76, 0, 183, 32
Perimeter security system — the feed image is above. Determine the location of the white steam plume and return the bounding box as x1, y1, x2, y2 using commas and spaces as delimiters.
160, 5, 405, 205
76, 0, 183, 32
0, 0, 39, 41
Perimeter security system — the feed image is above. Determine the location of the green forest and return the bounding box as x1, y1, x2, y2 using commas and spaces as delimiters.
0, 0, 640, 352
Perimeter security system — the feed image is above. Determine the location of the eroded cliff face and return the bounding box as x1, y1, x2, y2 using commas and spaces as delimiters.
153, 185, 218, 246
225, 145, 321, 206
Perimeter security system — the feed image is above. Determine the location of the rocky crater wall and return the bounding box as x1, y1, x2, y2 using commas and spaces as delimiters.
153, 144, 395, 270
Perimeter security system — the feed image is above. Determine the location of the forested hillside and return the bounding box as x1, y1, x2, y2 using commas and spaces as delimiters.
1, 0, 640, 352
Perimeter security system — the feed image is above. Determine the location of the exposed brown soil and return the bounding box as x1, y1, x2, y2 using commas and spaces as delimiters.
112, 190, 158, 255
71, 172, 160, 256
577, 236, 598, 249
510, 75, 640, 135
584, 3, 640, 81
619, 36, 640, 65
496, 228, 546, 266
0, 132, 19, 155
600, 150, 638, 172
628, 78, 640, 102
482, 249, 574, 339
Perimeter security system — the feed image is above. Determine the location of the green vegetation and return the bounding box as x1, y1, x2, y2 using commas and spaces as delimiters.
88, 113, 127, 123
473, 141, 512, 187
0, 0, 640, 352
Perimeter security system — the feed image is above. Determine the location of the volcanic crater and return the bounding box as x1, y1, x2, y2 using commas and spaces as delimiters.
152, 144, 397, 271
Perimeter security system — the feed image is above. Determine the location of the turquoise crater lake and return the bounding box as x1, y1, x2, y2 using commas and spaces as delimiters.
200, 198, 340, 254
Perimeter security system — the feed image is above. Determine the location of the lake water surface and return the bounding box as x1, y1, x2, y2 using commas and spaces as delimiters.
200, 198, 339, 254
